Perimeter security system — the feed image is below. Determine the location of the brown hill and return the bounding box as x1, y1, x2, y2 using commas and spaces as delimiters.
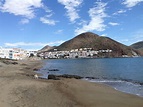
38, 45, 55, 53
131, 41, 143, 50
130, 41, 143, 55
52, 32, 142, 57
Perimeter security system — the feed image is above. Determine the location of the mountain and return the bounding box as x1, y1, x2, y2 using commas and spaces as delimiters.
130, 41, 143, 55
130, 41, 143, 50
38, 45, 55, 53
43, 32, 143, 57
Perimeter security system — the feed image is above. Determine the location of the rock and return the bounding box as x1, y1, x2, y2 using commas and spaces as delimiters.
11, 62, 18, 65
58, 74, 82, 79
2, 60, 18, 65
48, 74, 60, 80
2, 60, 11, 64
48, 69, 59, 71
48, 74, 82, 80
33, 68, 39, 71
85, 77, 95, 79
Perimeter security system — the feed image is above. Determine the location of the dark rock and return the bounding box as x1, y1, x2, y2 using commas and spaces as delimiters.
33, 68, 39, 71
48, 69, 59, 71
85, 77, 95, 79
48, 74, 60, 80
2, 60, 18, 65
2, 61, 11, 64
58, 74, 82, 79
139, 83, 143, 85
11, 62, 18, 65
48, 74, 82, 80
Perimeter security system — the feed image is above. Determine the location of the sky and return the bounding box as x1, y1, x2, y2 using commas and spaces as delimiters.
0, 0, 143, 50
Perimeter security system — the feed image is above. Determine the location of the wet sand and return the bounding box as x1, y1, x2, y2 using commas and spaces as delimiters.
0, 59, 143, 107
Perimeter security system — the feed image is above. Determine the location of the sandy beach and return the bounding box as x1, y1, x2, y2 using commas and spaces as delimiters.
0, 59, 143, 107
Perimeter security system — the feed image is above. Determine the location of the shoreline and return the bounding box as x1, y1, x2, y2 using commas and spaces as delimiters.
82, 78, 143, 98
0, 59, 143, 107
36, 61, 143, 99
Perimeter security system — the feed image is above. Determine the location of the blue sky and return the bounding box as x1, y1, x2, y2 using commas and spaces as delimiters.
0, 0, 143, 50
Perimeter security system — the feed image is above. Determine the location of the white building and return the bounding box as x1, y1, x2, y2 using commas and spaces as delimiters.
12, 48, 28, 60
0, 47, 12, 59
0, 47, 28, 60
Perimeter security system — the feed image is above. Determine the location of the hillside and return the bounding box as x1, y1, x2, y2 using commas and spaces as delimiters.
130, 41, 143, 55
130, 41, 143, 50
42, 32, 143, 57
38, 45, 55, 53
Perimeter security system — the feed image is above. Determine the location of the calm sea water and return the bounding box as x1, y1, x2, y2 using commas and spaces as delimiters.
37, 57, 143, 97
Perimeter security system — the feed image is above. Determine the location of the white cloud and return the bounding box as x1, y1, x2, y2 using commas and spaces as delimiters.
122, 0, 143, 7
113, 9, 126, 15
20, 18, 29, 24
0, 0, 43, 19
58, 0, 83, 22
4, 41, 65, 47
0, 0, 57, 24
108, 22, 120, 26
40, 6, 58, 25
75, 1, 107, 35
5, 42, 47, 47
40, 16, 57, 25
47, 40, 65, 46
42, 5, 52, 13
101, 34, 107, 37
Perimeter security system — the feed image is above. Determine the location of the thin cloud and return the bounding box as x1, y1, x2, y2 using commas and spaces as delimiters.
113, 9, 127, 15
40, 16, 57, 25
4, 41, 65, 47
0, 0, 43, 19
57, 0, 83, 23
55, 30, 63, 34
20, 18, 29, 24
75, 1, 108, 35
47, 40, 65, 46
119, 29, 143, 45
122, 0, 143, 7
5, 42, 47, 47
108, 22, 120, 26
40, 6, 58, 25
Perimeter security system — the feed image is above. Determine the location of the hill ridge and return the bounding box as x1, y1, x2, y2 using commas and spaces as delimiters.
40, 32, 143, 57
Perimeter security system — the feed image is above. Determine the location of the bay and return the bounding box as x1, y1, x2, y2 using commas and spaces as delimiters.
37, 57, 143, 97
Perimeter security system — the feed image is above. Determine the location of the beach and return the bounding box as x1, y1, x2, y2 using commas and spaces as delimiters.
0, 59, 143, 107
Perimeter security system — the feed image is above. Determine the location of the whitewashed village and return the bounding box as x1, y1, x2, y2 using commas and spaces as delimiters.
0, 46, 115, 60
39, 48, 113, 59
0, 46, 139, 60
0, 47, 37, 60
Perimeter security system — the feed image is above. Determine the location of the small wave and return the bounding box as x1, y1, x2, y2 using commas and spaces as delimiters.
82, 78, 143, 98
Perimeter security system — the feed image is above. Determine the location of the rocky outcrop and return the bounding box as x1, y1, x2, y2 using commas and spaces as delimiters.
48, 74, 82, 80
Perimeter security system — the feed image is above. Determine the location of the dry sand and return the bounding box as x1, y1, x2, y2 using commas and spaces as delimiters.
0, 59, 143, 107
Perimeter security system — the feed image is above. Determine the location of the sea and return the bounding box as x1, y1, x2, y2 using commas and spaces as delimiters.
37, 57, 143, 97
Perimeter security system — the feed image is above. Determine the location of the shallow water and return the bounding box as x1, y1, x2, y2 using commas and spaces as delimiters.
37, 57, 143, 97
